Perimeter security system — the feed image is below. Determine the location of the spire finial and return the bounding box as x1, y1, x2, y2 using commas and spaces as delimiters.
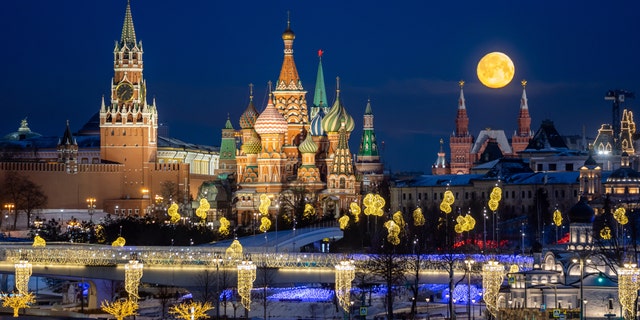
268, 81, 272, 94
120, 0, 137, 46
249, 83, 254, 101
521, 79, 527, 88
336, 76, 340, 94
287, 11, 291, 29
318, 49, 324, 59
459, 80, 465, 88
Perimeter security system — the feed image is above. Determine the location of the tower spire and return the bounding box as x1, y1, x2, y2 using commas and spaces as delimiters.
120, 0, 137, 47
312, 49, 329, 119
517, 80, 531, 136
455, 80, 469, 136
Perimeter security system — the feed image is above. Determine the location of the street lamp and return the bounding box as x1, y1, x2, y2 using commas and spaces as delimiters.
4, 203, 14, 230
572, 256, 591, 320
425, 297, 430, 320
86, 197, 96, 223
464, 258, 475, 320
213, 253, 223, 320
483, 207, 487, 252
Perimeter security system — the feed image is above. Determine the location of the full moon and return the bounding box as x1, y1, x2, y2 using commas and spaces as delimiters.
476, 52, 515, 88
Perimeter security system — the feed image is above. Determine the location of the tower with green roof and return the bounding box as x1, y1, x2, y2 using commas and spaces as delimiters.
311, 50, 330, 119
216, 115, 237, 176
355, 99, 384, 191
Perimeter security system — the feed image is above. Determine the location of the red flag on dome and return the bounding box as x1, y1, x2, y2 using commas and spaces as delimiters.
318, 49, 324, 57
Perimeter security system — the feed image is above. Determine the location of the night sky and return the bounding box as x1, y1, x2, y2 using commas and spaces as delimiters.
2, 1, 640, 172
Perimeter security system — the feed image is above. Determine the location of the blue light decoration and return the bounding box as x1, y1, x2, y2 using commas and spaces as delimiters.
441, 284, 482, 304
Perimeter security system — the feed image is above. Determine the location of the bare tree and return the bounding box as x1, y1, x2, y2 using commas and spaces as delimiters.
256, 262, 277, 320
156, 285, 176, 319
365, 247, 407, 320
194, 269, 218, 303
1, 171, 47, 230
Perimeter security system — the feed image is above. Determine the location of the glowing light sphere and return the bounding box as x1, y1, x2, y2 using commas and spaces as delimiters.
477, 52, 515, 88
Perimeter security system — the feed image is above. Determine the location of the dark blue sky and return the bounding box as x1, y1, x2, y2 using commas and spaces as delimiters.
2, 1, 640, 172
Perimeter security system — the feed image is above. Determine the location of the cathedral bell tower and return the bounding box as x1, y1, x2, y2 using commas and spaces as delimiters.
100, 0, 158, 197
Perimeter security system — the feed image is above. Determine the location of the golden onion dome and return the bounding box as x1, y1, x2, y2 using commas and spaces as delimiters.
241, 131, 262, 154
282, 26, 295, 40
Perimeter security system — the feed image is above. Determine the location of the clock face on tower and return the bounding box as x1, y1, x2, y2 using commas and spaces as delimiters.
116, 82, 134, 102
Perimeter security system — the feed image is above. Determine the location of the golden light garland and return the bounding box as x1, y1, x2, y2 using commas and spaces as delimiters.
259, 194, 271, 215
384, 220, 401, 245
304, 203, 316, 219
413, 207, 425, 226
339, 215, 350, 230
509, 264, 519, 273
237, 259, 256, 311
225, 240, 243, 262
350, 202, 361, 222
32, 235, 46, 247
169, 301, 214, 319
2, 292, 35, 317
488, 186, 502, 212
195, 198, 210, 221
600, 226, 612, 240
112, 236, 126, 247
334, 259, 355, 312
614, 207, 629, 225
218, 217, 231, 236
168, 203, 181, 223
14, 260, 32, 295
392, 211, 406, 229
101, 298, 139, 320
259, 217, 272, 232
553, 209, 562, 226
363, 193, 385, 216
619, 263, 640, 320
482, 260, 504, 317
440, 190, 455, 214
454, 214, 476, 233
124, 259, 144, 300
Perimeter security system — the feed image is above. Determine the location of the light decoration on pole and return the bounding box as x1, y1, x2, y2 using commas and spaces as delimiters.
614, 207, 629, 225
454, 214, 476, 233
392, 211, 406, 229
125, 259, 144, 301
600, 227, 612, 240
488, 187, 501, 212
112, 236, 126, 247
619, 262, 640, 320
237, 258, 256, 311
384, 219, 401, 245
304, 203, 316, 219
440, 190, 455, 214
168, 203, 181, 223
339, 215, 350, 230
334, 259, 355, 312
553, 209, 562, 226
32, 235, 46, 247
14, 259, 32, 295
482, 260, 504, 317
169, 301, 214, 320
350, 202, 361, 222
363, 193, 385, 216
218, 217, 231, 236
195, 198, 210, 222
101, 298, 138, 320
258, 194, 272, 232
225, 239, 243, 261
413, 207, 425, 226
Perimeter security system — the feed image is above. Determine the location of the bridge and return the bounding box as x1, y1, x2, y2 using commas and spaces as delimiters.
0, 226, 533, 310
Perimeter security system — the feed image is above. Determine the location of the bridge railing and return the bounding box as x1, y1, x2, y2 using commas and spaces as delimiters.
0, 244, 533, 271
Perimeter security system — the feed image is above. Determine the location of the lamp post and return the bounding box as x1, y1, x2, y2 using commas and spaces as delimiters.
425, 297, 430, 320
483, 208, 487, 252
464, 258, 475, 320
4, 203, 14, 230
86, 197, 96, 223
213, 253, 223, 320
572, 257, 591, 320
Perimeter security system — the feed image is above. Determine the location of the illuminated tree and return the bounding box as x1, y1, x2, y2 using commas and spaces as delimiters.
100, 298, 139, 320
169, 301, 214, 320
2, 292, 35, 317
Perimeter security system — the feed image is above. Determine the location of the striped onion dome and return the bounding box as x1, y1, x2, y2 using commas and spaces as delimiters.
241, 130, 262, 154
310, 108, 325, 136
321, 92, 354, 133
239, 98, 259, 129
298, 133, 318, 154
254, 96, 288, 135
